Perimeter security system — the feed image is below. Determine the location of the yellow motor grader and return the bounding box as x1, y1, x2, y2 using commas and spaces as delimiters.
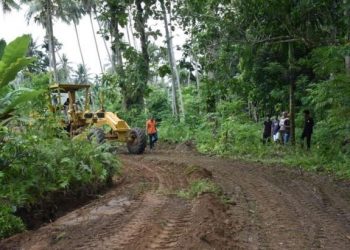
49, 83, 147, 154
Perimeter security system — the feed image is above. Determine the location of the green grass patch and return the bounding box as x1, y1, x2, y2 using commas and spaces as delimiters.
177, 179, 221, 199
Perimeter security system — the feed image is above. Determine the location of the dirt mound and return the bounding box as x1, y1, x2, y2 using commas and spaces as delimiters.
177, 193, 236, 249
185, 165, 213, 182
174, 140, 196, 152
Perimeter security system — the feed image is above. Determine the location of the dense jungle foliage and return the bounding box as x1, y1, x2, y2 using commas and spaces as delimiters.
1, 0, 350, 239
0, 36, 118, 238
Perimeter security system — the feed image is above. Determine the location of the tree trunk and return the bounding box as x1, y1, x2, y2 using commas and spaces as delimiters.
160, 0, 178, 117
125, 20, 132, 46
187, 68, 191, 86
135, 0, 150, 106
112, 21, 123, 68
344, 0, 350, 75
110, 14, 128, 109
135, 0, 149, 74
345, 56, 350, 74
169, 33, 185, 118
128, 7, 138, 50
168, 2, 185, 119
46, 0, 57, 82
288, 42, 296, 145
73, 21, 86, 71
194, 58, 200, 91
89, 13, 103, 74
95, 13, 114, 72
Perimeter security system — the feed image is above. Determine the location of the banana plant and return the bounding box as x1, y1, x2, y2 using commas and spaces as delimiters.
0, 35, 43, 124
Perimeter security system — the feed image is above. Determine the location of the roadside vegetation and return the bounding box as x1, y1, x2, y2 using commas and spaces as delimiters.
0, 36, 118, 239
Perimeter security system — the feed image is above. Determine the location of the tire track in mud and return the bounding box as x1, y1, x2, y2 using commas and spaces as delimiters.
280, 181, 350, 249
2, 147, 350, 250
147, 201, 192, 249
241, 178, 310, 249
145, 150, 350, 250
71, 157, 190, 250
92, 194, 166, 250
118, 157, 194, 249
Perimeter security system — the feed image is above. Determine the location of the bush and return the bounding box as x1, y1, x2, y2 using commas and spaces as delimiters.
0, 205, 25, 239
0, 120, 119, 239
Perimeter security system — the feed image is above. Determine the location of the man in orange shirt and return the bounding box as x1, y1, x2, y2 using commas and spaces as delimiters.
146, 116, 158, 149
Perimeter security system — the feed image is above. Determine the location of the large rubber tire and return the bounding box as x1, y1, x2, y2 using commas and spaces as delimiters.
127, 128, 147, 154
87, 128, 105, 144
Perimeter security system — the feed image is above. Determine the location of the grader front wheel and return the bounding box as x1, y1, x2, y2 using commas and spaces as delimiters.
87, 128, 105, 144
127, 128, 147, 154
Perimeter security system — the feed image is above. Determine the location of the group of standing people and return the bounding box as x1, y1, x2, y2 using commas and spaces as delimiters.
263, 110, 314, 149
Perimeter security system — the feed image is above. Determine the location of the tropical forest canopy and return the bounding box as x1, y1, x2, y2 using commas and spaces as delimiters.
0, 0, 350, 239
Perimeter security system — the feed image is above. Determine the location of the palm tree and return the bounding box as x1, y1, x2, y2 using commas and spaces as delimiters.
0, 0, 19, 12
57, 0, 87, 72
81, 0, 104, 74
24, 0, 58, 82
73, 63, 91, 84
57, 53, 73, 82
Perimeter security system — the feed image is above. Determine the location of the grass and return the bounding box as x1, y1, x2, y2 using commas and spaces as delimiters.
177, 179, 221, 199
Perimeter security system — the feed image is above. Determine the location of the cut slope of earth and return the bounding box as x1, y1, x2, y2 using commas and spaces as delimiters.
1, 144, 350, 249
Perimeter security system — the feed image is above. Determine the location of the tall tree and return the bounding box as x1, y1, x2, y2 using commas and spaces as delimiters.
24, 0, 59, 82
73, 63, 91, 84
57, 53, 73, 82
58, 0, 87, 72
0, 0, 19, 12
81, 0, 104, 73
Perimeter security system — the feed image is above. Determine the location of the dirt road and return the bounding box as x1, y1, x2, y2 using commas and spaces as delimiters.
2, 143, 350, 249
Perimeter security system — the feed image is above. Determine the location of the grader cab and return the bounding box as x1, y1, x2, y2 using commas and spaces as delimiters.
49, 84, 147, 154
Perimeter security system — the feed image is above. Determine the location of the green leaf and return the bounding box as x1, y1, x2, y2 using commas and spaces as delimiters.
0, 35, 31, 66
0, 39, 6, 60
60, 158, 71, 164
0, 57, 34, 89
0, 88, 45, 122
59, 180, 69, 189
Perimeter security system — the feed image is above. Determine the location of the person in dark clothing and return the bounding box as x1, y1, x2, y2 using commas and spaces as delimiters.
263, 116, 272, 144
284, 115, 290, 144
301, 110, 314, 150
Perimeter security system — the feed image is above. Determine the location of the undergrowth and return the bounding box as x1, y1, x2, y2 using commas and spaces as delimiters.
160, 115, 350, 179
0, 120, 119, 239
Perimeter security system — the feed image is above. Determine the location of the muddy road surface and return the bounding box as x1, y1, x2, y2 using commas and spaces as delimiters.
2, 143, 350, 249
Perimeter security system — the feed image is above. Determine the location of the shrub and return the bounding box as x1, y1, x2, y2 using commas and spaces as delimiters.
0, 205, 25, 239
0, 121, 119, 239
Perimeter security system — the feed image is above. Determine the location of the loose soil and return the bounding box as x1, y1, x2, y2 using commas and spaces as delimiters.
1, 143, 350, 249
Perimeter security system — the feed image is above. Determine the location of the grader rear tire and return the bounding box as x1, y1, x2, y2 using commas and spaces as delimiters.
127, 128, 147, 154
